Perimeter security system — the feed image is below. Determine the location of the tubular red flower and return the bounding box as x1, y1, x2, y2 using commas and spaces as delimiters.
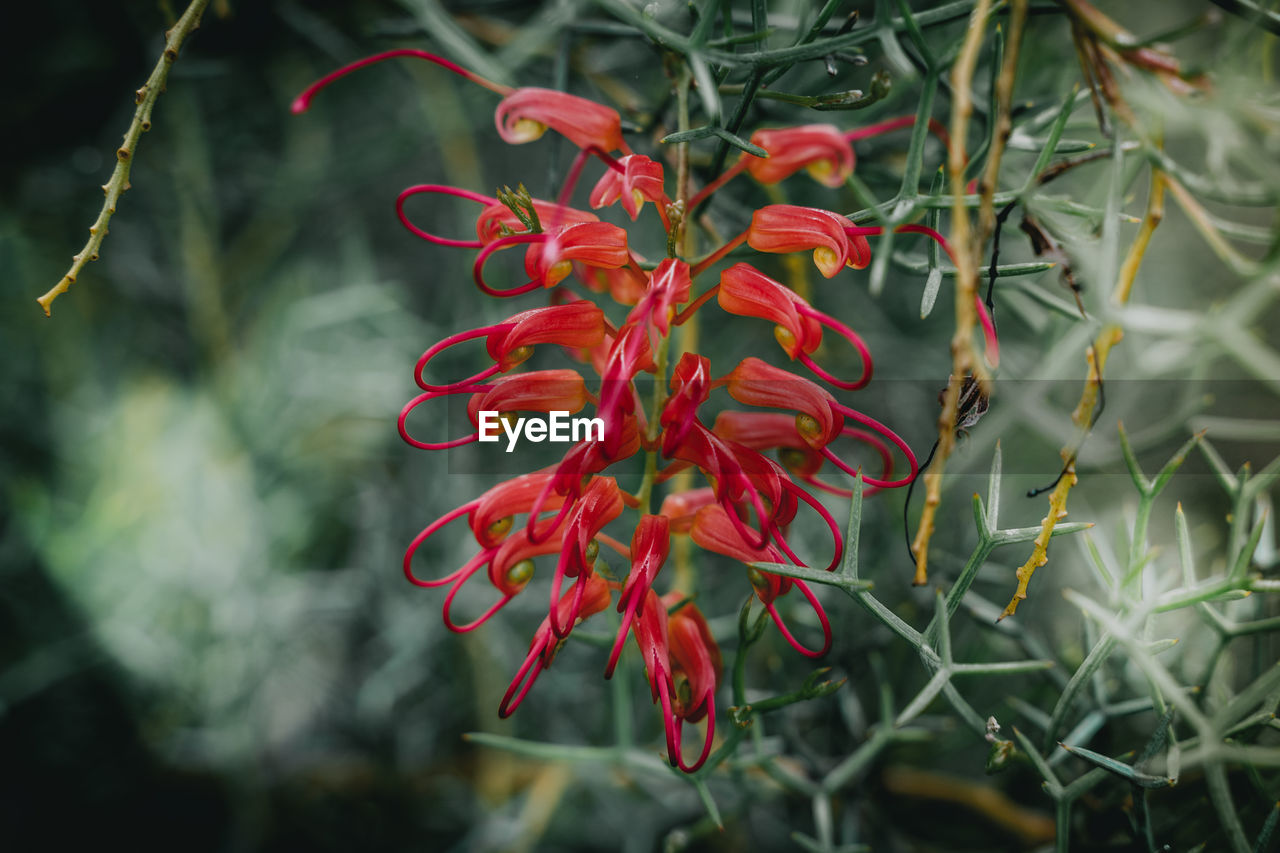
721, 358, 842, 449
663, 595, 721, 771
606, 515, 671, 677
713, 411, 813, 458
597, 324, 657, 459
589, 154, 667, 220
472, 473, 568, 548
689, 503, 783, 565
627, 259, 692, 341
658, 487, 717, 533
745, 124, 855, 188
717, 263, 822, 358
713, 413, 894, 498
523, 222, 630, 287
720, 358, 916, 490
747, 205, 871, 277
665, 596, 721, 723
499, 571, 612, 719
660, 352, 713, 458
415, 301, 607, 392
464, 370, 592, 426
717, 264, 873, 389
579, 263, 649, 306
548, 476, 626, 638
495, 87, 626, 152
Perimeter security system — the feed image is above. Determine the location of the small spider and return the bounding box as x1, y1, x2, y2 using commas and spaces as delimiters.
904, 374, 990, 564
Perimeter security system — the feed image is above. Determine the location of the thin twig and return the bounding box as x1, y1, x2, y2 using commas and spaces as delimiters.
978, 0, 1028, 250
37, 0, 211, 316
1002, 169, 1166, 618
910, 0, 994, 587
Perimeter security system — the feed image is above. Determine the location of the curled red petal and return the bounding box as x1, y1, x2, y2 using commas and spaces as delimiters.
606, 514, 671, 678
589, 154, 667, 220
747, 205, 868, 277
495, 87, 625, 152
721, 357, 841, 449
498, 572, 611, 718
745, 125, 855, 188
465, 370, 591, 426
524, 222, 630, 287
717, 263, 822, 359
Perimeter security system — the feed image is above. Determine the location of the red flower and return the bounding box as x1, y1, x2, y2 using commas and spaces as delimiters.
547, 476, 625, 638
717, 263, 872, 390
631, 590, 719, 771
747, 204, 871, 277
465, 370, 593, 426
470, 473, 568, 547
658, 487, 717, 533
659, 352, 713, 458
590, 154, 667, 220
718, 263, 822, 357
495, 87, 626, 152
414, 301, 607, 392
500, 571, 613, 718
666, 596, 721, 727
662, 595, 721, 771
607, 515, 670, 677
720, 357, 919, 489
722, 358, 841, 448
713, 411, 894, 498
627, 259, 692, 341
745, 125, 855, 188
521, 222, 631, 287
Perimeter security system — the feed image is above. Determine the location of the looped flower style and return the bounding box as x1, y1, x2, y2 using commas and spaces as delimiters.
295, 46, 998, 774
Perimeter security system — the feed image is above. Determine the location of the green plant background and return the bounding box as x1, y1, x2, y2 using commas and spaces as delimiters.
3, 1, 1279, 850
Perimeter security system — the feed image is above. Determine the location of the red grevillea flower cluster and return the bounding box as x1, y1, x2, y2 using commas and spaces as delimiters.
295, 51, 997, 772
